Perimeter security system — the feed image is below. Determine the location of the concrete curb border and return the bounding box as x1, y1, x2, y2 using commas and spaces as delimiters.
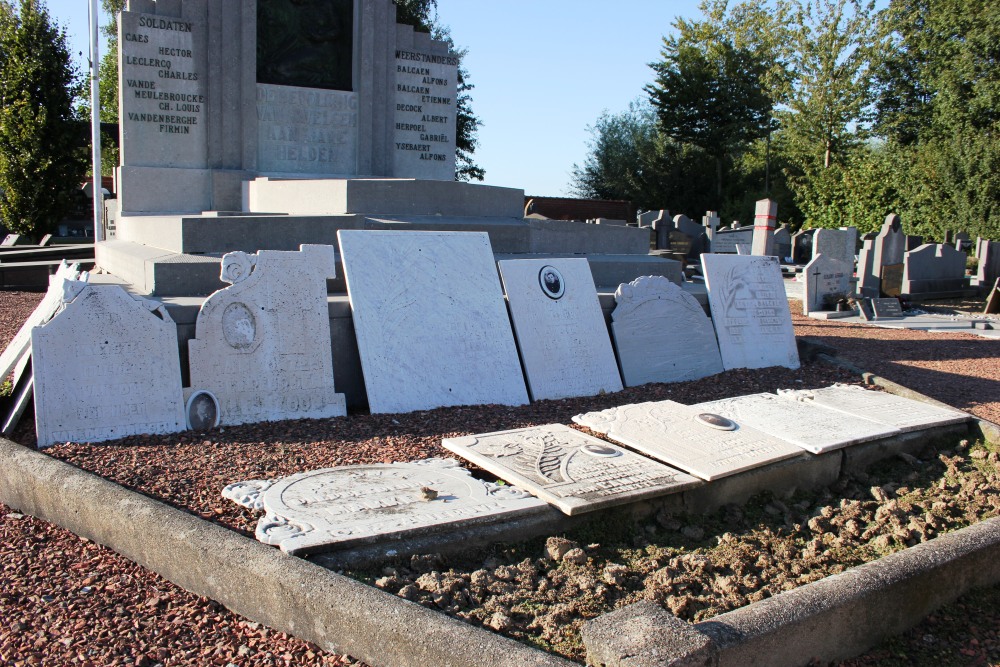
0, 438, 576, 667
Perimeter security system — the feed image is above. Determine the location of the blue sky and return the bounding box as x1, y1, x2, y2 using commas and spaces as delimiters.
47, 0, 702, 196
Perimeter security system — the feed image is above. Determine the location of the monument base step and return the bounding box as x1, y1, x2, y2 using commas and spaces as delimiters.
97, 240, 682, 297
113, 212, 652, 256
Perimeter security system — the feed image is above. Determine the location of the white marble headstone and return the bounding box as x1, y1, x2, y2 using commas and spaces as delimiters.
692, 392, 901, 454
777, 384, 971, 433
32, 285, 186, 447
610, 276, 723, 387
802, 254, 852, 315
223, 459, 546, 555
442, 424, 700, 515
573, 400, 803, 481
187, 244, 346, 426
497, 258, 622, 401
700, 254, 800, 370
338, 230, 528, 413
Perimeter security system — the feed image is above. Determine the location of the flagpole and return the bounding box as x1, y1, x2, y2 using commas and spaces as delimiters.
88, 0, 103, 241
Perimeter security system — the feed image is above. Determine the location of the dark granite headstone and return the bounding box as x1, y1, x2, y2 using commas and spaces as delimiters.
857, 298, 875, 321
872, 298, 903, 319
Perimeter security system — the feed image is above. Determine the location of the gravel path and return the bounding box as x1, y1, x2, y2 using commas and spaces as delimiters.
1, 290, 999, 665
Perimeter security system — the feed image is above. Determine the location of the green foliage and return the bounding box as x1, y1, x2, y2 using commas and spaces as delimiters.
0, 0, 87, 238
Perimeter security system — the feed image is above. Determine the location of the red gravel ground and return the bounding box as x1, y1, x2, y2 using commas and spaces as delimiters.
1, 289, 999, 666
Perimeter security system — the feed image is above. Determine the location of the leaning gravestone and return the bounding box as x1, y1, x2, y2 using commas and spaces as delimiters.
777, 384, 970, 433
223, 459, 546, 555
984, 278, 1000, 314
802, 254, 852, 315
812, 227, 857, 267
338, 230, 528, 413
573, 400, 803, 481
187, 244, 346, 426
901, 243, 968, 295
32, 285, 186, 447
701, 254, 800, 370
497, 258, 622, 401
692, 392, 900, 454
610, 276, 723, 387
442, 424, 700, 516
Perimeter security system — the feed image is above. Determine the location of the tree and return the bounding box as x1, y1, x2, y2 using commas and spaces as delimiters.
646, 1, 785, 204
0, 0, 86, 238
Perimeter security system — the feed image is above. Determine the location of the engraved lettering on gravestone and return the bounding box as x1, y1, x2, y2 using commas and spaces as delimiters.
443, 424, 700, 515
257, 0, 353, 91
539, 265, 565, 300
696, 413, 737, 431
186, 390, 220, 430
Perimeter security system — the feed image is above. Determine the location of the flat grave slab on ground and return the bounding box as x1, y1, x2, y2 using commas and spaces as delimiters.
777, 384, 972, 432
223, 459, 546, 555
692, 392, 901, 454
573, 400, 804, 481
872, 298, 903, 319
610, 276, 723, 387
498, 258, 622, 401
338, 230, 528, 414
32, 285, 186, 447
701, 254, 800, 370
442, 424, 700, 515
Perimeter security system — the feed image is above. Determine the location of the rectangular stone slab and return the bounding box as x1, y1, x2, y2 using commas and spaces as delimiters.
573, 400, 804, 481
223, 459, 547, 555
442, 424, 700, 515
338, 230, 528, 414
692, 392, 901, 454
498, 258, 622, 401
700, 254, 800, 370
776, 384, 971, 433
872, 298, 903, 319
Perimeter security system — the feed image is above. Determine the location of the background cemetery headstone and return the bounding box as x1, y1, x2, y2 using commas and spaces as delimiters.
870, 214, 906, 292
802, 254, 852, 315
338, 230, 528, 414
700, 254, 800, 370
751, 199, 777, 256
857, 239, 878, 297
901, 243, 968, 296
610, 276, 723, 387
497, 258, 622, 401
792, 229, 816, 265
978, 241, 1000, 291
812, 227, 857, 267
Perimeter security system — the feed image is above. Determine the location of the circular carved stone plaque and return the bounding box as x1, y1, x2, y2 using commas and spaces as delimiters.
222, 302, 257, 349
538, 265, 565, 300
579, 443, 622, 458
186, 390, 221, 430
695, 413, 737, 431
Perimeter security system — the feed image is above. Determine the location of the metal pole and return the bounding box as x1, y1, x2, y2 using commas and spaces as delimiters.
89, 0, 104, 241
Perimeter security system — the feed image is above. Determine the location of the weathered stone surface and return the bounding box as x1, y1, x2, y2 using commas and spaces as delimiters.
442, 424, 699, 515
802, 254, 852, 314
610, 276, 723, 387
187, 244, 346, 426
32, 285, 186, 447
223, 458, 545, 555
777, 384, 971, 433
582, 601, 717, 667
573, 401, 803, 481
812, 227, 857, 267
498, 258, 622, 400
693, 392, 901, 454
700, 254, 800, 370
870, 214, 905, 289
338, 230, 528, 414
0, 261, 87, 383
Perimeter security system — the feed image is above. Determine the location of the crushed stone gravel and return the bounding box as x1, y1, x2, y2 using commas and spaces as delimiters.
1, 289, 999, 665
